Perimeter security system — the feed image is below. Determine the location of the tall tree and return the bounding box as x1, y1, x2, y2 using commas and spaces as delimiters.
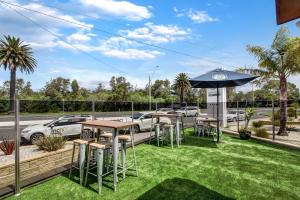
0, 36, 37, 112
109, 76, 131, 101
173, 73, 191, 106
71, 80, 80, 98
43, 77, 70, 100
245, 27, 300, 136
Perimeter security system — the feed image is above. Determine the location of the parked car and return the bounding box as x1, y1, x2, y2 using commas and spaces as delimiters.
131, 112, 171, 133
21, 115, 93, 144
175, 106, 200, 117
156, 107, 174, 114
227, 110, 245, 122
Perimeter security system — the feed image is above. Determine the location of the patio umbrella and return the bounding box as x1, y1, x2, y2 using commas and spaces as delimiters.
189, 68, 258, 143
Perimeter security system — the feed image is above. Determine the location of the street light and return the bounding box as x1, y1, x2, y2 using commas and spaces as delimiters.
149, 66, 159, 111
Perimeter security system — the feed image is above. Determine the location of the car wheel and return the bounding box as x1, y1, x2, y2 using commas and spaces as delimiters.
30, 133, 44, 144
232, 117, 237, 122
134, 125, 140, 133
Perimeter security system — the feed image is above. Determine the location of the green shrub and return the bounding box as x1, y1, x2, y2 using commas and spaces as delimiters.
239, 128, 251, 140
288, 107, 296, 118
34, 135, 66, 152
254, 128, 269, 139
252, 121, 263, 128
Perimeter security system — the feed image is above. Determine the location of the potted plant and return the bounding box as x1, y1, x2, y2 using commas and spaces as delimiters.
239, 107, 255, 140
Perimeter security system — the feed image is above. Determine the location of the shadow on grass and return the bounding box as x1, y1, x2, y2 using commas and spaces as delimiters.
137, 178, 233, 200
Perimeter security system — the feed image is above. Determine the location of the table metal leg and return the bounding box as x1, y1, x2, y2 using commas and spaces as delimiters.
176, 119, 180, 147
112, 128, 118, 192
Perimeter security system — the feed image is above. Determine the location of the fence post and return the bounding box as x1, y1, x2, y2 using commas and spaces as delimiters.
155, 102, 157, 113
14, 99, 21, 196
62, 99, 65, 115
272, 99, 275, 140
92, 101, 95, 120
131, 102, 134, 123
237, 101, 240, 133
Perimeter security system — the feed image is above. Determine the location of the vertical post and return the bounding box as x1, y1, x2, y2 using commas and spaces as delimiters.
62, 99, 65, 115
272, 99, 275, 140
155, 102, 158, 113
237, 101, 240, 133
149, 75, 151, 111
113, 128, 118, 192
14, 99, 20, 196
131, 102, 134, 123
92, 101, 95, 120
217, 87, 220, 143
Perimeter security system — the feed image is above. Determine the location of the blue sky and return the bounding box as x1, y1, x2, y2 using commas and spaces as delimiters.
0, 0, 299, 91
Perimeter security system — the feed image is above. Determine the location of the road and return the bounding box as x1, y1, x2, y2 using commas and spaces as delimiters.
0, 107, 271, 141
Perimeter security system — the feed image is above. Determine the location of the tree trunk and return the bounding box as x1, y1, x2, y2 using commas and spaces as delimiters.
180, 87, 184, 107
9, 68, 17, 113
277, 75, 288, 136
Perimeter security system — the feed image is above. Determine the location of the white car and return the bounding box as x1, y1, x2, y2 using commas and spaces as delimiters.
21, 115, 93, 143
131, 112, 171, 133
175, 106, 200, 117
227, 110, 245, 122
156, 108, 174, 114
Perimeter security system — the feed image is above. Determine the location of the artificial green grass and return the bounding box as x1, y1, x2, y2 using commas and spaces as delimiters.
7, 130, 300, 200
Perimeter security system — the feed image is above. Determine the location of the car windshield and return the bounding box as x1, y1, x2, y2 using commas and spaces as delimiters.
131, 113, 143, 119
43, 119, 56, 126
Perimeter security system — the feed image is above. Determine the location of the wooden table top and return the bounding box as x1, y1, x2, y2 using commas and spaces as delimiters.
150, 113, 182, 118
196, 117, 218, 122
80, 120, 133, 129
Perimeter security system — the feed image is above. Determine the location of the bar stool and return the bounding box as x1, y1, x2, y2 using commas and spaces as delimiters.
84, 142, 111, 194
162, 124, 175, 149
69, 139, 94, 185
118, 134, 138, 177
154, 123, 162, 146
173, 121, 183, 147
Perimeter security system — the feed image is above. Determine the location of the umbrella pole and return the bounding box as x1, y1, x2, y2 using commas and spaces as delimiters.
217, 86, 220, 143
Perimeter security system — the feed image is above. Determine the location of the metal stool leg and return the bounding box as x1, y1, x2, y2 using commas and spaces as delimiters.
176, 121, 180, 147
121, 140, 126, 179
155, 124, 160, 146
69, 143, 76, 178
96, 148, 104, 194
84, 147, 91, 186
170, 126, 174, 149
79, 143, 87, 185
130, 127, 138, 176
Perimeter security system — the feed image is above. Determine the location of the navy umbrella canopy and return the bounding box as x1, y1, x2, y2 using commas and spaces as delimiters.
189, 68, 258, 143
189, 68, 258, 88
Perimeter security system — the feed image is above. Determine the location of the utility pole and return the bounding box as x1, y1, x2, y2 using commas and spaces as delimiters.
148, 65, 159, 111
149, 75, 151, 111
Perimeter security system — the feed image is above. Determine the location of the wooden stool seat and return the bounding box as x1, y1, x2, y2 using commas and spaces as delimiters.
101, 132, 113, 138
119, 135, 131, 141
73, 139, 93, 144
89, 142, 112, 149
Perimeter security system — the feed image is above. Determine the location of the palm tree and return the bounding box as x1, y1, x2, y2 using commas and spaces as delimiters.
173, 73, 191, 106
0, 36, 37, 112
244, 27, 300, 136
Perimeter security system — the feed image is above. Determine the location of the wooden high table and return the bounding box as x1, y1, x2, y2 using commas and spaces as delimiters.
195, 117, 218, 136
150, 113, 184, 147
79, 120, 133, 192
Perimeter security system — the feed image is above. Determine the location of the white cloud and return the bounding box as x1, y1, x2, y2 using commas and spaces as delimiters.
67, 32, 95, 43
174, 7, 218, 24
179, 59, 219, 68
121, 22, 189, 44
0, 1, 94, 49
187, 9, 218, 24
80, 0, 152, 21
99, 37, 162, 60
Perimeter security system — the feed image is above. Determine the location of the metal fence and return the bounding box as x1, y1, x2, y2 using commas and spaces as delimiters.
0, 99, 299, 197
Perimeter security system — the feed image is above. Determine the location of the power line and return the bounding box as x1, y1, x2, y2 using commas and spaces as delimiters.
0, 2, 128, 76
23, 0, 224, 53
0, 0, 236, 68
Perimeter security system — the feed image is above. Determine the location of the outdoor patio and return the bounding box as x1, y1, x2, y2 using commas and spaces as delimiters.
6, 129, 300, 200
